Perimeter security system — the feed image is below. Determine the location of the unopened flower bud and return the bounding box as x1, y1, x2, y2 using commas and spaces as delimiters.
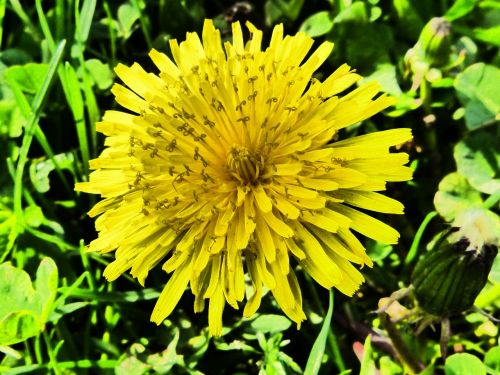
411, 209, 499, 317
418, 17, 452, 67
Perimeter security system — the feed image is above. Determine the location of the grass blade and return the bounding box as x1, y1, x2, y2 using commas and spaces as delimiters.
404, 211, 438, 266
74, 0, 99, 155
359, 334, 376, 375
64, 63, 89, 176
11, 40, 66, 232
8, 0, 42, 42
4, 74, 73, 196
305, 289, 334, 375
131, 0, 152, 49
75, 0, 97, 45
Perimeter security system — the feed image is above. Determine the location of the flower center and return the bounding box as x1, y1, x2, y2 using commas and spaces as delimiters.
227, 145, 264, 185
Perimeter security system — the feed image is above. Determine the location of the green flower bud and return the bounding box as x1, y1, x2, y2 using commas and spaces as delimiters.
411, 209, 499, 317
417, 17, 452, 67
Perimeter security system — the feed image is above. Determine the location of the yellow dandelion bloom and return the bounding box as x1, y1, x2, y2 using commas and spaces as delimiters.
76, 20, 412, 336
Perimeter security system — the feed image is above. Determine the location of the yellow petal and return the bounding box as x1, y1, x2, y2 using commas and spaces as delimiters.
253, 184, 273, 213
262, 211, 294, 237
255, 215, 276, 262
333, 190, 404, 214
208, 280, 225, 337
301, 211, 339, 233
244, 255, 263, 317
331, 203, 400, 244
151, 258, 192, 324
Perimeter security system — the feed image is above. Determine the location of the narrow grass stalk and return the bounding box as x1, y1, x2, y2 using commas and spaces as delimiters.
75, 0, 99, 155
4, 76, 73, 196
404, 211, 438, 266
55, 0, 65, 40
65, 63, 90, 177
305, 289, 335, 375
33, 336, 43, 367
380, 314, 423, 374
79, 240, 96, 291
131, 0, 153, 49
8, 0, 42, 42
36, 0, 91, 176
58, 287, 161, 303
103, 1, 117, 66
483, 190, 500, 210
42, 332, 61, 375
25, 226, 78, 251
12, 40, 66, 233
35, 0, 55, 49
305, 274, 346, 372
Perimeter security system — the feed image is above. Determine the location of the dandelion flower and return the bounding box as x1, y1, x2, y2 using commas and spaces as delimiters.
76, 20, 413, 336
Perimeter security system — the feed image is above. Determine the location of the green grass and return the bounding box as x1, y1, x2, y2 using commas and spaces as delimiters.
1, 1, 499, 374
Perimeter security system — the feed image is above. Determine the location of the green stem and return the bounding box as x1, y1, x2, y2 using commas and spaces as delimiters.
12, 40, 66, 233
103, 1, 117, 66
483, 191, 500, 210
43, 332, 61, 375
404, 211, 438, 266
380, 314, 423, 374
131, 0, 152, 49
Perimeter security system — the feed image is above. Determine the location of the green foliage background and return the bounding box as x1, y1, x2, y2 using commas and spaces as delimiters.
0, 0, 499, 374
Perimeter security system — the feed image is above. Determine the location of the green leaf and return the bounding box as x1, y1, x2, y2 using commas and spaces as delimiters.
304, 290, 333, 375
0, 311, 41, 346
0, 198, 16, 262
29, 153, 76, 193
0, 61, 26, 138
359, 335, 376, 375
117, 3, 140, 39
0, 265, 41, 319
433, 173, 483, 221
0, 258, 58, 345
454, 63, 500, 129
34, 258, 58, 323
0, 48, 32, 66
445, 353, 486, 375
454, 131, 500, 195
83, 59, 113, 90
0, 99, 24, 137
265, 0, 304, 24
147, 329, 183, 373
379, 356, 403, 375
23, 205, 44, 228
250, 314, 292, 334
344, 23, 394, 70
485, 346, 500, 373
360, 64, 402, 96
471, 25, 500, 46
299, 11, 334, 37
214, 340, 259, 353
76, 0, 97, 44
445, 0, 479, 21
334, 2, 368, 23
4, 63, 49, 95
115, 356, 149, 375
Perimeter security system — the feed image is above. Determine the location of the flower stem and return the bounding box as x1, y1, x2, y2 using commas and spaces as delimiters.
380, 314, 424, 374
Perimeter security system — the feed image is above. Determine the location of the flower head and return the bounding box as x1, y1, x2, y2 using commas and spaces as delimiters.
76, 20, 412, 336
